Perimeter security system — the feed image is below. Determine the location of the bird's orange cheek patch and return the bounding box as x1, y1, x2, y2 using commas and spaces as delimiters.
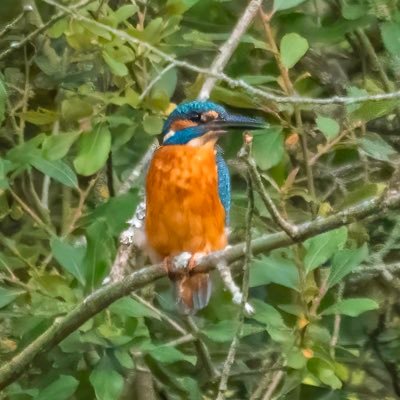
171, 119, 198, 131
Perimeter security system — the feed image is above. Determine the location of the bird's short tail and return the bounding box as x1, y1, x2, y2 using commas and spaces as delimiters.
175, 273, 212, 314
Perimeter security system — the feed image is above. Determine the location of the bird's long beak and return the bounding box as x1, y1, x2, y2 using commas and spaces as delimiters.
207, 113, 266, 132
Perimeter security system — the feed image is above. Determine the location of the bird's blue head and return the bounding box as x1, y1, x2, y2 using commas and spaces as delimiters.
161, 101, 265, 146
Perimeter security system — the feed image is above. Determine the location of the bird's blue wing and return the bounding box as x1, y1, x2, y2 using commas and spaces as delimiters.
216, 149, 231, 226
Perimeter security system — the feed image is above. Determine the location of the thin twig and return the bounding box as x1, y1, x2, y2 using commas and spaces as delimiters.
139, 64, 175, 101
262, 370, 285, 400
9, 188, 53, 235
198, 0, 263, 100
244, 153, 298, 239
0, 6, 32, 38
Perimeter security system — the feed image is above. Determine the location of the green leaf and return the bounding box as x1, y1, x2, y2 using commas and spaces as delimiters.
250, 255, 299, 291
304, 227, 348, 273
74, 124, 111, 176
36, 375, 79, 400
83, 219, 115, 291
90, 357, 124, 400
102, 51, 128, 77
87, 191, 139, 235
0, 158, 14, 189
202, 320, 237, 342
252, 127, 284, 170
0, 286, 24, 308
114, 4, 139, 23
109, 297, 160, 319
30, 155, 78, 188
0, 74, 7, 125
381, 22, 400, 57
280, 33, 309, 69
316, 115, 340, 140
61, 98, 93, 122
359, 132, 396, 162
273, 0, 307, 11
51, 237, 86, 285
21, 108, 58, 125
148, 346, 197, 365
322, 298, 379, 317
308, 359, 342, 390
328, 244, 368, 288
42, 131, 81, 160
143, 114, 164, 135
251, 299, 285, 328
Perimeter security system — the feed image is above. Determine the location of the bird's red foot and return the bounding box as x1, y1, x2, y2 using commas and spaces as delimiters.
163, 256, 179, 280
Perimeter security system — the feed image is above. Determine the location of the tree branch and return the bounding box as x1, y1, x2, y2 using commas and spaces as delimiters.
1, 188, 400, 389
198, 0, 263, 100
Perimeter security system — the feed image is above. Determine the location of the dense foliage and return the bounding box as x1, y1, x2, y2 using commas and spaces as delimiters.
1, 0, 400, 399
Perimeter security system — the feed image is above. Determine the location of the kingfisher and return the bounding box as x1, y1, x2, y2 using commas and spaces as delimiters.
145, 101, 264, 313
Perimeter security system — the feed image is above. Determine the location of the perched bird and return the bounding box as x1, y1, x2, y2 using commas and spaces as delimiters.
145, 101, 264, 313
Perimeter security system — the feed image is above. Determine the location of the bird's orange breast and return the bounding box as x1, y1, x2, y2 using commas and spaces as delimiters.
145, 144, 227, 258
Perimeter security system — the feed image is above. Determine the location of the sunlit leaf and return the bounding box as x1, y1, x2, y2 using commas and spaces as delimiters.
359, 132, 396, 162
280, 33, 309, 69
316, 115, 340, 140
42, 131, 81, 161
321, 298, 379, 317
252, 127, 284, 170
74, 124, 111, 176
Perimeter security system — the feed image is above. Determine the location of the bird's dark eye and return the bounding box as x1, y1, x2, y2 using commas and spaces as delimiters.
189, 113, 202, 122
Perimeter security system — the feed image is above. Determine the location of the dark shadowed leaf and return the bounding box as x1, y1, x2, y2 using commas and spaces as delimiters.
83, 219, 115, 291
0, 75, 6, 125
328, 244, 368, 288
304, 227, 348, 273
36, 375, 79, 400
